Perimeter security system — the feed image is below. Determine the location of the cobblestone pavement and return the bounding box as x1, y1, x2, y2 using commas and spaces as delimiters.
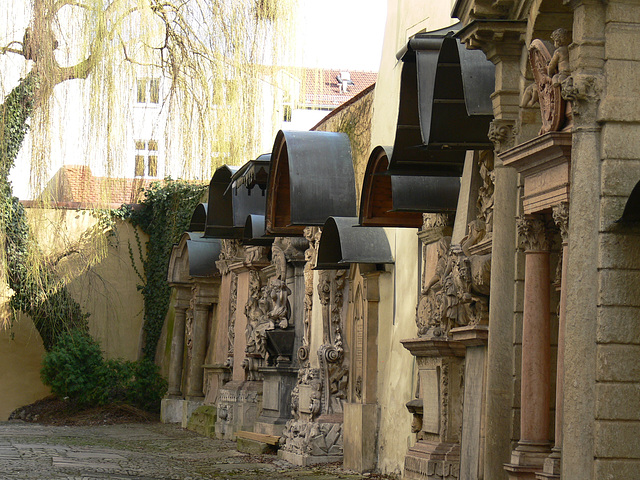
0, 421, 392, 480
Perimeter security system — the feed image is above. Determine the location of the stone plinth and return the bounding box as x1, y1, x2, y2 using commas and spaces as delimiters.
500, 132, 571, 215
203, 363, 231, 404
401, 337, 465, 480
254, 365, 298, 436
404, 441, 461, 480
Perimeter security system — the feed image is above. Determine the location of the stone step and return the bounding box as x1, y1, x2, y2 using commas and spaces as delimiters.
236, 431, 280, 455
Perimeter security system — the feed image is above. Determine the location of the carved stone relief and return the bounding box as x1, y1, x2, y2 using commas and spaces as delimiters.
281, 267, 349, 459
416, 237, 491, 338
476, 150, 495, 235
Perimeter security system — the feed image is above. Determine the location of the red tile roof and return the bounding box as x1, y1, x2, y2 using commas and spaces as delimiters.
33, 165, 156, 208
301, 69, 377, 107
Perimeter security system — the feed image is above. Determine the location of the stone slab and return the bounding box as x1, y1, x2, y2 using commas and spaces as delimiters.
237, 436, 278, 455
278, 450, 343, 466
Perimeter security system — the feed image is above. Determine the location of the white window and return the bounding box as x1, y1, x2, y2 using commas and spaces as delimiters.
136, 78, 160, 104
135, 140, 159, 177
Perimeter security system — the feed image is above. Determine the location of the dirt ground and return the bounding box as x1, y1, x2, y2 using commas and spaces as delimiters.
8, 395, 158, 426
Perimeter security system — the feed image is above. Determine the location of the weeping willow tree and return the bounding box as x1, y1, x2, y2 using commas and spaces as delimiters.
0, 0, 299, 347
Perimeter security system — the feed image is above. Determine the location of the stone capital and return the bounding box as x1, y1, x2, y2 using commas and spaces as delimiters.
517, 215, 550, 252
552, 202, 570, 243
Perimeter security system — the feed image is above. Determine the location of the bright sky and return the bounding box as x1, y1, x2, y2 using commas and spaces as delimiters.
296, 0, 387, 71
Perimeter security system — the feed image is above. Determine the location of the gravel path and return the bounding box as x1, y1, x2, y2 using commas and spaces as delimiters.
0, 421, 391, 480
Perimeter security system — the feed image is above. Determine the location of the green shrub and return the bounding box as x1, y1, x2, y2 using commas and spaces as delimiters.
41, 330, 167, 412
40, 329, 105, 406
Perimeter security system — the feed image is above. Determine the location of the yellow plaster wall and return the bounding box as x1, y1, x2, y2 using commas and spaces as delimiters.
0, 207, 147, 419
375, 227, 421, 475
368, 1, 458, 474
0, 315, 51, 420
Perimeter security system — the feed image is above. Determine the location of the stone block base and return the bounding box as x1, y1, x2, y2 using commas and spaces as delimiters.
343, 403, 378, 472
278, 450, 342, 466
505, 443, 551, 480
186, 405, 217, 437
160, 397, 204, 429
254, 420, 287, 436
160, 398, 184, 424
403, 440, 460, 480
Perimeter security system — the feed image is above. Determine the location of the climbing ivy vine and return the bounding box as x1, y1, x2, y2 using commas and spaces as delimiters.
120, 179, 206, 360
1, 75, 89, 350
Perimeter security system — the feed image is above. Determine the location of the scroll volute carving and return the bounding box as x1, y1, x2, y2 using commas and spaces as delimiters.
528, 28, 572, 134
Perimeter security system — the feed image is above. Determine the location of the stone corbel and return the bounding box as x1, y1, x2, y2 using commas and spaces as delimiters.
488, 119, 517, 153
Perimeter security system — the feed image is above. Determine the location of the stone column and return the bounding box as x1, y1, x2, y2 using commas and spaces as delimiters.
538, 203, 569, 479
560, 2, 604, 478
457, 20, 527, 479
506, 215, 551, 479
185, 302, 210, 399
167, 287, 191, 397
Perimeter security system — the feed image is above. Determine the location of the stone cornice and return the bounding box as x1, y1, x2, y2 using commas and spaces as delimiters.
456, 20, 527, 62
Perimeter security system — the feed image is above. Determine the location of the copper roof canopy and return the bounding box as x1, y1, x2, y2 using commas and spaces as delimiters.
266, 130, 357, 236
359, 146, 460, 228
204, 154, 271, 238
243, 214, 273, 246
315, 217, 394, 269
389, 22, 494, 176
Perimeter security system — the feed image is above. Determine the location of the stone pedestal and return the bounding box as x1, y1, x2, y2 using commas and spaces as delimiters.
254, 365, 298, 436
401, 338, 465, 480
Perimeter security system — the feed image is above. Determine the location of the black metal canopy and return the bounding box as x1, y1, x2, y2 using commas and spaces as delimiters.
359, 146, 460, 228
316, 216, 394, 269
389, 22, 494, 176
617, 180, 640, 223
187, 233, 222, 277
168, 232, 221, 283
204, 155, 271, 238
243, 214, 273, 245
189, 203, 208, 232
266, 130, 357, 236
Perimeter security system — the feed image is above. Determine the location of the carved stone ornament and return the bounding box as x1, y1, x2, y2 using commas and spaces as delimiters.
561, 73, 603, 117
552, 202, 570, 242
227, 273, 238, 359
476, 151, 495, 234
488, 119, 516, 153
528, 28, 572, 134
416, 236, 491, 338
298, 227, 322, 364
517, 215, 550, 252
216, 239, 242, 274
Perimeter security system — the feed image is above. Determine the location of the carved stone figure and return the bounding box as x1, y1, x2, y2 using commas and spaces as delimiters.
476, 151, 495, 235
268, 278, 292, 329
529, 28, 572, 134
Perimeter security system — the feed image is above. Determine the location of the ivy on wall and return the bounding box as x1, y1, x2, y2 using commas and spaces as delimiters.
121, 179, 206, 360
1, 74, 89, 350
